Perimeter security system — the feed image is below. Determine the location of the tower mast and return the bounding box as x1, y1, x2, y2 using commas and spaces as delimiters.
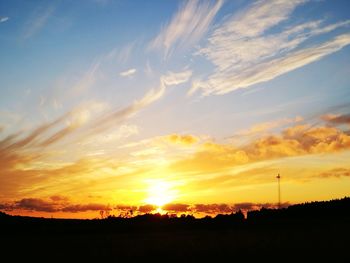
276, 174, 281, 209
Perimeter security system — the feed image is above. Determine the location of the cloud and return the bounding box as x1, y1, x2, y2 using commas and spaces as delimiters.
138, 204, 157, 213
0, 202, 13, 211
0, 111, 71, 152
197, 0, 308, 71
149, 0, 223, 58
234, 202, 290, 211
190, 0, 350, 96
115, 205, 137, 211
2, 69, 190, 153
15, 198, 58, 212
0, 103, 115, 199
193, 203, 290, 214
39, 101, 106, 146
0, 70, 191, 199
235, 116, 303, 137
0, 16, 9, 23
316, 168, 350, 178
0, 102, 105, 150
145, 61, 153, 77
39, 125, 79, 147
50, 195, 69, 202
164, 134, 199, 146
23, 5, 55, 39
322, 113, 350, 126
0, 198, 291, 216
1, 68, 190, 152
192, 33, 350, 96
247, 124, 350, 159
70, 62, 101, 96
218, 0, 307, 39
106, 41, 136, 63
194, 203, 233, 214
88, 70, 192, 135
159, 202, 291, 215
81, 124, 139, 149
0, 197, 111, 213
162, 203, 190, 212
62, 203, 111, 213
120, 68, 137, 77
170, 124, 350, 174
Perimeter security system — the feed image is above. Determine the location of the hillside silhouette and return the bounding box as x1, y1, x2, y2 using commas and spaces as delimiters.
1, 197, 349, 261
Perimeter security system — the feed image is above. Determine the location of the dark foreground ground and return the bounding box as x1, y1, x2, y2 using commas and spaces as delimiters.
1, 198, 350, 262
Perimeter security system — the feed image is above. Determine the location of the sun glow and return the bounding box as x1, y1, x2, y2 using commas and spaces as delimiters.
144, 180, 177, 207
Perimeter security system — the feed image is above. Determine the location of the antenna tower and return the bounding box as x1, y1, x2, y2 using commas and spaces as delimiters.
276, 173, 281, 209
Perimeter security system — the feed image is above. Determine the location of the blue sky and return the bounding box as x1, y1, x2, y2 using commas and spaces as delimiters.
1, 0, 350, 217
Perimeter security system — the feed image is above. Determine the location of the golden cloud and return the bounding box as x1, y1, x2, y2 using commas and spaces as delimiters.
316, 168, 350, 178
170, 124, 350, 174
164, 134, 199, 146
236, 116, 303, 136
322, 113, 350, 126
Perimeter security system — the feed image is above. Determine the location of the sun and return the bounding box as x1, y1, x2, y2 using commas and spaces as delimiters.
144, 180, 176, 207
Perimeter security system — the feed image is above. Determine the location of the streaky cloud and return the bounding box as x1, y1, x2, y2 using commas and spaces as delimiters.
192, 33, 350, 96
119, 68, 137, 77
149, 0, 223, 58
87, 70, 192, 136
22, 5, 55, 40
2, 112, 71, 151
0, 16, 9, 23
316, 168, 350, 178
70, 62, 101, 96
190, 0, 350, 96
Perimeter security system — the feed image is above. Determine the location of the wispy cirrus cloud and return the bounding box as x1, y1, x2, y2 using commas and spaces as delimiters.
70, 62, 101, 96
88, 70, 192, 135
0, 69, 192, 188
189, 0, 350, 96
22, 5, 55, 40
120, 68, 137, 77
149, 0, 223, 58
0, 16, 9, 23
106, 41, 136, 63
0, 100, 108, 164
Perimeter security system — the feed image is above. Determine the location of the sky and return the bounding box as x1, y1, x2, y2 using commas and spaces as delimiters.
1, 0, 350, 218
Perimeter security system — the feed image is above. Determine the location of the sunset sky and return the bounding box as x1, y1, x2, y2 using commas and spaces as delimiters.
1, 0, 350, 218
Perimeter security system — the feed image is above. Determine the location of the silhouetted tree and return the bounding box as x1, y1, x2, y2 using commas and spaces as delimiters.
99, 210, 104, 219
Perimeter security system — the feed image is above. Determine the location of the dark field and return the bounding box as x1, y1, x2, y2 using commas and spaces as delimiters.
1, 198, 349, 261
